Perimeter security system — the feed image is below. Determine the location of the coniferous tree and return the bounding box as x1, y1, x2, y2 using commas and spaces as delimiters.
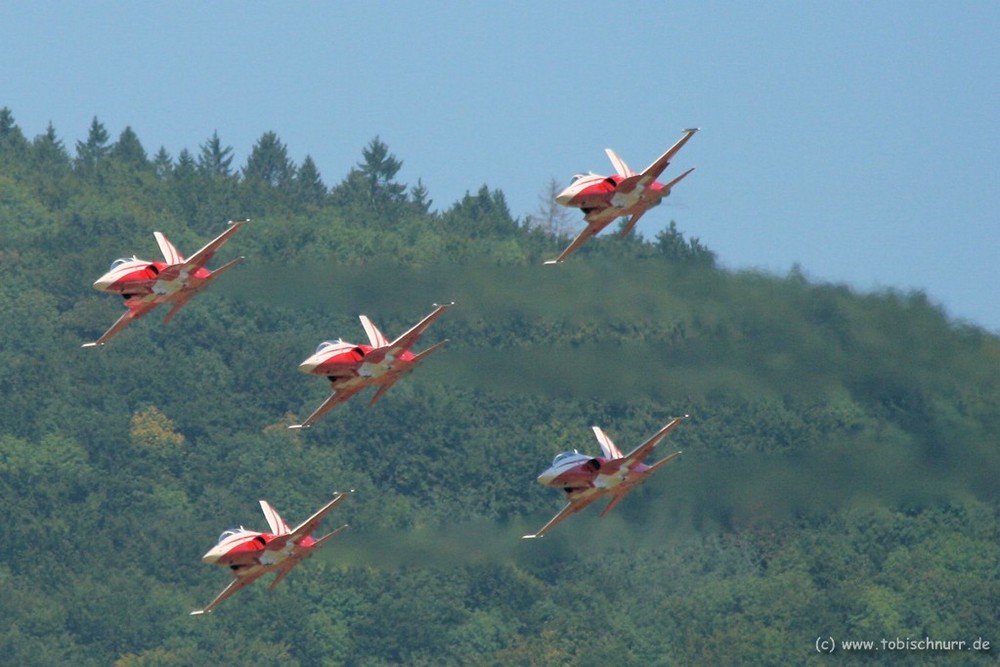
243, 130, 294, 187
0, 107, 30, 174
74, 116, 110, 175
655, 220, 715, 265
109, 126, 148, 168
445, 185, 518, 238
29, 123, 73, 208
294, 154, 327, 206
197, 131, 234, 178
525, 177, 574, 237
358, 136, 406, 205
409, 178, 433, 214
152, 147, 173, 180
0, 107, 17, 135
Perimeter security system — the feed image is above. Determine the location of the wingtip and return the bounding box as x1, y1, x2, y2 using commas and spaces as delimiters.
544, 259, 562, 265
190, 609, 208, 616
288, 424, 308, 430
521, 534, 541, 540
683, 127, 700, 133
81, 342, 102, 348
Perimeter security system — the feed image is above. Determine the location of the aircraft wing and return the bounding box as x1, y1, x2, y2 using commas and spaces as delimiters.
620, 416, 687, 468
81, 299, 159, 347
634, 128, 699, 188
285, 492, 352, 546
384, 303, 453, 358
288, 384, 365, 429
544, 223, 600, 264
190, 572, 262, 615
178, 219, 247, 272
522, 493, 604, 539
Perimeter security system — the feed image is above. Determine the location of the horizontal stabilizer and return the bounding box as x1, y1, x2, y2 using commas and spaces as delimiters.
660, 167, 695, 194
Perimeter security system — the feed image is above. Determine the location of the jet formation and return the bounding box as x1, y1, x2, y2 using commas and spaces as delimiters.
84, 129, 697, 613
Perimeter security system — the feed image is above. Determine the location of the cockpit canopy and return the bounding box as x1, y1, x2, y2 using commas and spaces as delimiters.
109, 256, 139, 271
217, 527, 250, 544
315, 339, 345, 354
552, 450, 582, 467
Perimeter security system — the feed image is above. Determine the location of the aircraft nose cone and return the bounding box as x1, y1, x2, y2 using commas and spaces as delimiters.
92, 273, 115, 291
554, 189, 574, 206
537, 469, 557, 486
298, 358, 319, 374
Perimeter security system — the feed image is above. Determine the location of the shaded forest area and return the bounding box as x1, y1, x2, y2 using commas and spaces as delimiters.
1, 109, 998, 665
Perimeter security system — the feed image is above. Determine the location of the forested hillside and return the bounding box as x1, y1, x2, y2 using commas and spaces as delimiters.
1, 109, 998, 665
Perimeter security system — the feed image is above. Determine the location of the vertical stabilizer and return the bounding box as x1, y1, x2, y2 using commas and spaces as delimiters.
359, 316, 389, 348
154, 232, 184, 265
605, 149, 635, 178
592, 426, 624, 460
259, 500, 291, 536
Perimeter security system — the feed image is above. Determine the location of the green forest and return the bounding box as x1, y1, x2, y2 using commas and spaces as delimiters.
1, 108, 998, 665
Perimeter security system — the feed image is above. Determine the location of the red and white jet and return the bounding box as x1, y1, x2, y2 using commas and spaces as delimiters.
522, 416, 686, 539
289, 303, 453, 429
82, 219, 247, 347
191, 491, 350, 615
545, 129, 699, 264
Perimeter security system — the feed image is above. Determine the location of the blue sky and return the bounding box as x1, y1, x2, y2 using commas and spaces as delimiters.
4, 2, 999, 329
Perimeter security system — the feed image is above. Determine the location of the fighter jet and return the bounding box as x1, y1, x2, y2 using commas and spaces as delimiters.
546, 129, 698, 263
523, 416, 685, 539
191, 491, 350, 615
83, 220, 246, 347
289, 303, 452, 429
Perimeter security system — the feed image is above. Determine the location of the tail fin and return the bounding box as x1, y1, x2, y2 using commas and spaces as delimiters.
359, 316, 389, 348
605, 148, 635, 178
154, 231, 184, 265
259, 500, 291, 536
592, 426, 624, 460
